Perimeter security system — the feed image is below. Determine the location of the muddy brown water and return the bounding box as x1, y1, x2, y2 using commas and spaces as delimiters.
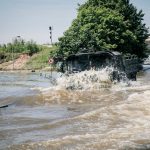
0, 68, 150, 150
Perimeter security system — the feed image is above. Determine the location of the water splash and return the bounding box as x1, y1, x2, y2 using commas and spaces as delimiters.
55, 67, 129, 90
36, 67, 134, 105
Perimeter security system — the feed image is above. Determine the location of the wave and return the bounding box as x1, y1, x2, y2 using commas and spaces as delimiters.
56, 67, 114, 90
33, 68, 150, 105
2, 69, 150, 150
4, 88, 150, 150
2, 68, 150, 106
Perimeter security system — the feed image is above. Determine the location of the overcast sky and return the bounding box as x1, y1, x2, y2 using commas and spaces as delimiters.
0, 0, 149, 44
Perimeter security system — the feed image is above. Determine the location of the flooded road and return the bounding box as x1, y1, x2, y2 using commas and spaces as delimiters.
1, 68, 150, 150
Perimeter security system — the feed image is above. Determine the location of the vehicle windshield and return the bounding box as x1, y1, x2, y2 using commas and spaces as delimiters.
66, 54, 113, 72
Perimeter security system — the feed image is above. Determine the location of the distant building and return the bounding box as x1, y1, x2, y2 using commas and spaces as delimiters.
42, 44, 52, 47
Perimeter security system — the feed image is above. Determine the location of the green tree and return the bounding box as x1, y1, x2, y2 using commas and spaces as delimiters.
2, 38, 40, 55
57, 0, 149, 59
25, 40, 40, 56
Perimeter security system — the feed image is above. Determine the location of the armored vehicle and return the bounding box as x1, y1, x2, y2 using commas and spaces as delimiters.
55, 51, 142, 81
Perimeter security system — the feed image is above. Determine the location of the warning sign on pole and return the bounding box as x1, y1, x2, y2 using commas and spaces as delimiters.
48, 58, 54, 64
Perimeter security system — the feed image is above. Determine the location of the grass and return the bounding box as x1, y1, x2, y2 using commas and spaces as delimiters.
0, 45, 57, 70
25, 46, 56, 70
0, 52, 20, 64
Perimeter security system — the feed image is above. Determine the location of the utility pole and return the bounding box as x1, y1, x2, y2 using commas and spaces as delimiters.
49, 26, 53, 45
11, 36, 21, 70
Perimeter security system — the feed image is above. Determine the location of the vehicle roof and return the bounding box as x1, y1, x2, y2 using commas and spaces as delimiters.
66, 51, 121, 60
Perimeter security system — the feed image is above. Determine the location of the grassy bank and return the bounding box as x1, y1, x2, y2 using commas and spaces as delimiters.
0, 45, 57, 71
25, 46, 56, 70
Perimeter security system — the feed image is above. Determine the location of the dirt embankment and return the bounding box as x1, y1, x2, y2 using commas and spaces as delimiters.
0, 54, 30, 70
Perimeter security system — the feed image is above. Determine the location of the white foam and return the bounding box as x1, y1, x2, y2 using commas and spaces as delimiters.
56, 67, 115, 90
127, 90, 150, 102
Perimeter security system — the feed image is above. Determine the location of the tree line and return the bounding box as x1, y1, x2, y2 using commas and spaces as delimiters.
54, 0, 149, 59
0, 38, 41, 56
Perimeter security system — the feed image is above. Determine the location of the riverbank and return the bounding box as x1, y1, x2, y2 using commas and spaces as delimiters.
0, 54, 30, 70
0, 67, 54, 73
0, 46, 56, 71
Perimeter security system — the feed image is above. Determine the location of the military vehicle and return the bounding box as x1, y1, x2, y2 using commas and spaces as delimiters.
55, 50, 142, 81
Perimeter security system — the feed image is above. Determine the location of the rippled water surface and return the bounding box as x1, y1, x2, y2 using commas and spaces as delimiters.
1, 68, 150, 150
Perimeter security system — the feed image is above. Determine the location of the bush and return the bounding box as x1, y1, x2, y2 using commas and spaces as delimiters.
0, 38, 41, 55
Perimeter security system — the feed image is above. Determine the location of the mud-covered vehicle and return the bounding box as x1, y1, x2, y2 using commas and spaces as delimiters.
55, 51, 142, 81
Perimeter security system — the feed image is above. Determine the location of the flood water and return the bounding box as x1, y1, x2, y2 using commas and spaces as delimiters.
1, 68, 150, 150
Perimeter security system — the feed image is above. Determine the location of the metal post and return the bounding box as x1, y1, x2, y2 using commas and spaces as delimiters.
49, 26, 53, 45
50, 30, 52, 45
50, 64, 52, 77
11, 36, 21, 70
